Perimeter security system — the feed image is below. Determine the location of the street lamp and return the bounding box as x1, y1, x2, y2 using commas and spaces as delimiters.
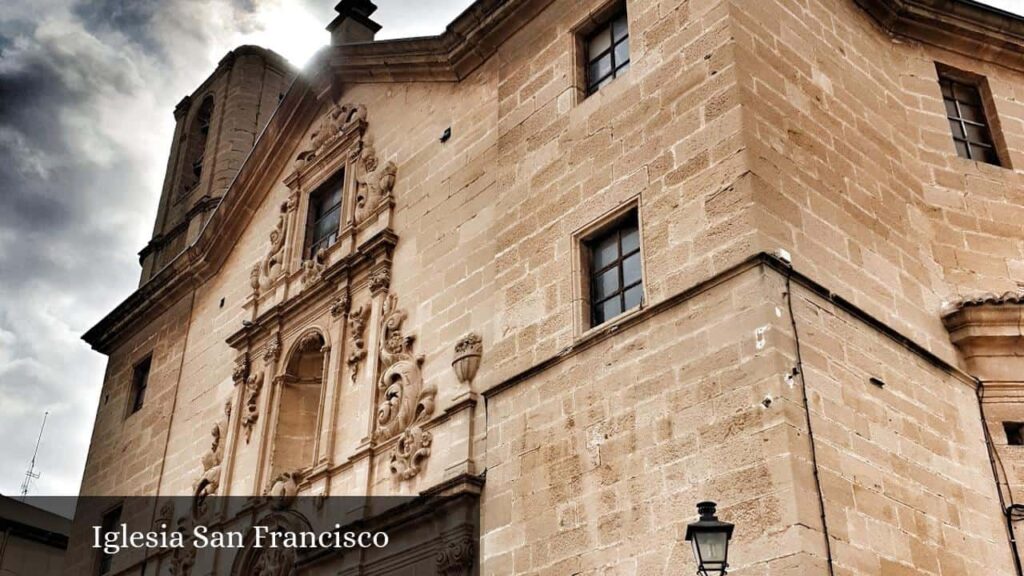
685, 501, 734, 576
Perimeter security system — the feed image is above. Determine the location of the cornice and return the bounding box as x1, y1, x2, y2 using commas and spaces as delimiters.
855, 0, 1024, 71
327, 0, 555, 82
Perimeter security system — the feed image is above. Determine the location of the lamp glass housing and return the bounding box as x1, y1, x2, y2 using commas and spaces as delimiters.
685, 501, 734, 576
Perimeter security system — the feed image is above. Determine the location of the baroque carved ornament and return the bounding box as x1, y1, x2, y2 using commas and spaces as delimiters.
242, 371, 264, 443
192, 400, 230, 517
251, 202, 290, 297
347, 304, 369, 382
353, 144, 396, 226
452, 332, 483, 386
375, 294, 436, 480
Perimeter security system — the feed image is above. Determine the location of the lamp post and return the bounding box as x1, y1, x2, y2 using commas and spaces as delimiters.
685, 501, 734, 576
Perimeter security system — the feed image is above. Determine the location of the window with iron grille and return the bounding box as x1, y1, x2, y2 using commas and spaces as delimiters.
587, 212, 642, 326
585, 11, 629, 96
128, 356, 150, 416
96, 505, 122, 575
305, 171, 344, 258
940, 75, 1000, 165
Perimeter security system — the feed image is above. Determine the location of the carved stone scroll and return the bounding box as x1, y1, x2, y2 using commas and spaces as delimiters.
294, 102, 367, 172
192, 401, 230, 517
330, 290, 351, 319
254, 202, 289, 292
347, 304, 369, 382
374, 294, 436, 480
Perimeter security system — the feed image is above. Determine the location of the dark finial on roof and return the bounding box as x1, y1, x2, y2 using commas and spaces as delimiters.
327, 0, 382, 44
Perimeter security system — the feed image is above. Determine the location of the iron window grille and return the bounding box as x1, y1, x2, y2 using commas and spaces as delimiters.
305, 171, 344, 258
128, 356, 151, 415
587, 212, 643, 326
585, 11, 630, 95
940, 76, 1000, 165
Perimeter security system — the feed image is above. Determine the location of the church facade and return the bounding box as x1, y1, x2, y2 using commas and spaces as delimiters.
74, 0, 1024, 574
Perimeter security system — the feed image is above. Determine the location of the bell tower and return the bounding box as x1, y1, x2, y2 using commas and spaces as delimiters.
139, 46, 295, 283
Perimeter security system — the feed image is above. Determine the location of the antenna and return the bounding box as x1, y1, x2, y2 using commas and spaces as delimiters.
20, 411, 48, 498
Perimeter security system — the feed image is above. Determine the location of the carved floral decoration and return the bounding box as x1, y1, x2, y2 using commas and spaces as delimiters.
368, 268, 391, 295
264, 332, 282, 367
347, 304, 369, 382
330, 290, 351, 319
374, 294, 436, 480
452, 332, 483, 386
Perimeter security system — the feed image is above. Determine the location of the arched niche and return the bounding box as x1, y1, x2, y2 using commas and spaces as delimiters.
269, 329, 328, 479
179, 95, 214, 194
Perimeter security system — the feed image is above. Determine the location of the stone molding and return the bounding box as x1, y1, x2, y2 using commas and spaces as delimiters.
855, 0, 1024, 71
942, 294, 1024, 383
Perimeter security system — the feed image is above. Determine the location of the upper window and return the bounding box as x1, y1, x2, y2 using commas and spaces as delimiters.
96, 505, 122, 575
180, 96, 214, 193
587, 211, 642, 327
305, 171, 344, 258
940, 75, 1000, 166
128, 356, 151, 416
585, 11, 630, 95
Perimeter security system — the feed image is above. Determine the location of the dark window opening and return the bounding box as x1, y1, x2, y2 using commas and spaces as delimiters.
181, 96, 214, 193
1005, 422, 1024, 446
940, 75, 1000, 166
305, 171, 344, 258
587, 211, 642, 327
585, 11, 629, 96
128, 356, 151, 416
96, 505, 122, 575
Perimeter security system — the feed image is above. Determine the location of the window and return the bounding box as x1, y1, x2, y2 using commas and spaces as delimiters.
586, 211, 643, 327
128, 356, 151, 416
939, 74, 1000, 165
585, 10, 629, 95
305, 171, 344, 258
180, 96, 214, 193
96, 505, 122, 575
1005, 422, 1024, 446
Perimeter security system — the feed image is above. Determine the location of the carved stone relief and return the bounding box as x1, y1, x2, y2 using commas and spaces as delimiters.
368, 268, 391, 295
300, 248, 326, 288
232, 352, 249, 385
242, 371, 263, 443
264, 332, 282, 367
346, 304, 369, 382
192, 401, 230, 517
436, 535, 476, 576
330, 290, 350, 319
252, 202, 290, 295
295, 102, 367, 172
353, 144, 396, 226
266, 470, 302, 510
250, 547, 297, 576
374, 294, 436, 480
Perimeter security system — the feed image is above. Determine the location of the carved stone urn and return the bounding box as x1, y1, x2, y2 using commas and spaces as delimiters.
451, 332, 482, 386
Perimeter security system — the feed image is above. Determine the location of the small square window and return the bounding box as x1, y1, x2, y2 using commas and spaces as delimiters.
1005, 422, 1024, 446
585, 10, 630, 96
128, 356, 151, 416
938, 72, 1001, 166
305, 170, 345, 258
96, 505, 122, 575
585, 210, 643, 327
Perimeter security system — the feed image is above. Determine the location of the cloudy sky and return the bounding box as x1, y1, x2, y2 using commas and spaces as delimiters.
2, 0, 1024, 497
0, 0, 473, 497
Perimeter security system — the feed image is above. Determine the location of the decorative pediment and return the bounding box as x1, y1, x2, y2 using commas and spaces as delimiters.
287, 101, 367, 186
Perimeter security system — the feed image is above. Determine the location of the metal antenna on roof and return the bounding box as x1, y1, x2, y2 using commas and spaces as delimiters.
19, 411, 48, 498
